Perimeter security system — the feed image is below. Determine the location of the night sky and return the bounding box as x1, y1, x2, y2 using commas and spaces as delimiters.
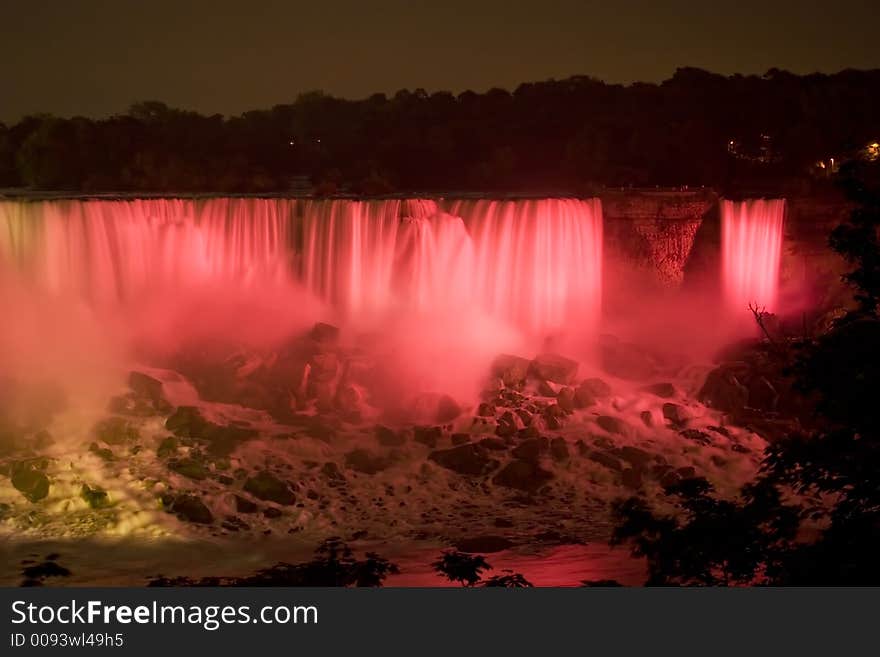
2, 0, 878, 123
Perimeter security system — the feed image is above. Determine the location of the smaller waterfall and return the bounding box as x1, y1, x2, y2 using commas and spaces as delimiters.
721, 199, 785, 319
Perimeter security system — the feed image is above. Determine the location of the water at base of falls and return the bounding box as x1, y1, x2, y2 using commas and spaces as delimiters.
0, 197, 604, 338
721, 199, 785, 324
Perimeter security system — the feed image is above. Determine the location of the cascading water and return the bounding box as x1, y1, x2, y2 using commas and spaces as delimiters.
446, 198, 604, 333
721, 199, 785, 322
0, 197, 604, 337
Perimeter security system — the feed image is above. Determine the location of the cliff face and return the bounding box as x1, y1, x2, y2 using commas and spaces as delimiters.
601, 190, 715, 288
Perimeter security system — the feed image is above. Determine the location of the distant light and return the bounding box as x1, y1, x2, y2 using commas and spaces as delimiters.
316, 138, 321, 143
288, 140, 295, 146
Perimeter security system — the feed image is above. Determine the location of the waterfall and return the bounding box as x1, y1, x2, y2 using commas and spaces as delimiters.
446, 198, 604, 332
0, 197, 604, 336
721, 199, 785, 319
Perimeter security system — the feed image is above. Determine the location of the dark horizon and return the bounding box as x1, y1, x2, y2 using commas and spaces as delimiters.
2, 0, 880, 124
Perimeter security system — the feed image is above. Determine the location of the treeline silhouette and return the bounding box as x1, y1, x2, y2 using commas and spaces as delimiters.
1, 67, 879, 194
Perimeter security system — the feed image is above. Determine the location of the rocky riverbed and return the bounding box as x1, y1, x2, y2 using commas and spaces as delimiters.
0, 322, 793, 586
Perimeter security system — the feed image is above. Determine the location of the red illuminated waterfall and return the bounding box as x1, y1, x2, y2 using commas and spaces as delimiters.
0, 197, 603, 337
721, 199, 785, 318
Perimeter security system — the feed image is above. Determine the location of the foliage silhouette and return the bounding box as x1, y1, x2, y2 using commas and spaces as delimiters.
147, 538, 399, 587
2, 69, 879, 193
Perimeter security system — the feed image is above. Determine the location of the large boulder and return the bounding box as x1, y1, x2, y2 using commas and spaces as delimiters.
164, 493, 213, 524
428, 444, 497, 476
698, 366, 749, 414
492, 459, 553, 492
530, 354, 579, 385
344, 449, 391, 475
11, 463, 50, 502
662, 403, 691, 425
596, 415, 631, 436
243, 471, 296, 505
491, 354, 531, 387
580, 378, 612, 398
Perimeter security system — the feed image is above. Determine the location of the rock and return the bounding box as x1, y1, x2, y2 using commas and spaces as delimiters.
234, 495, 258, 514
454, 536, 514, 553
428, 444, 497, 476
580, 378, 612, 398
575, 440, 591, 457
128, 371, 172, 412
167, 494, 213, 524
414, 426, 442, 448
493, 517, 514, 528
491, 354, 531, 387
320, 462, 345, 480
88, 442, 114, 461
11, 465, 50, 502
573, 385, 596, 408
476, 402, 496, 417
165, 406, 210, 437
204, 424, 258, 457
641, 382, 676, 398
436, 395, 462, 422
556, 387, 575, 412
492, 459, 554, 491
731, 443, 751, 454
80, 484, 109, 509
588, 451, 623, 472
375, 425, 405, 447
222, 516, 251, 532
495, 411, 519, 437
451, 433, 471, 446
243, 471, 296, 505
309, 322, 340, 345
263, 507, 283, 519
530, 353, 578, 385
676, 466, 697, 479
660, 471, 682, 488
308, 352, 339, 384
93, 416, 139, 445
621, 468, 642, 490
550, 437, 569, 461
334, 384, 361, 415
640, 410, 654, 427
680, 429, 712, 445
156, 436, 178, 458
592, 435, 616, 450
748, 376, 779, 411
537, 380, 559, 396
512, 438, 545, 462
662, 403, 690, 425
596, 415, 630, 436
616, 446, 652, 468
698, 367, 749, 413
515, 409, 533, 426
479, 438, 508, 451
168, 457, 210, 480
344, 449, 391, 475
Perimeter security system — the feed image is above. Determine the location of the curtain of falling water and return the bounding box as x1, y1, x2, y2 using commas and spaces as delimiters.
0, 197, 604, 336
721, 199, 785, 320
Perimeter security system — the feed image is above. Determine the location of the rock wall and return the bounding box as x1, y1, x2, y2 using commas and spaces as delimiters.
601, 190, 716, 288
